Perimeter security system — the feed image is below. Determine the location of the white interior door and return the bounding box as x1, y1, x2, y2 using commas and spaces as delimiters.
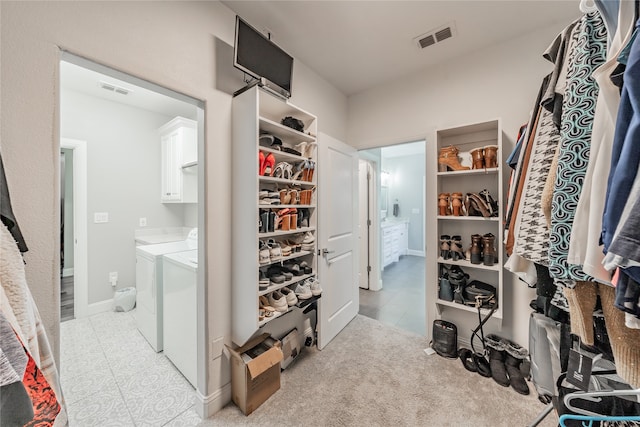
317, 132, 359, 349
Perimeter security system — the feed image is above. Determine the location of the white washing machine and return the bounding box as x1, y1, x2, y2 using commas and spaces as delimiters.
135, 228, 197, 352
163, 249, 197, 387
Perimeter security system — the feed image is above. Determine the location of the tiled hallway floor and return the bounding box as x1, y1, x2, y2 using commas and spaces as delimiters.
60, 310, 198, 426
358, 255, 426, 336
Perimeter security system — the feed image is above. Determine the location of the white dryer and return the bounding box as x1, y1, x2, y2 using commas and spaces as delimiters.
163, 249, 197, 387
135, 228, 197, 352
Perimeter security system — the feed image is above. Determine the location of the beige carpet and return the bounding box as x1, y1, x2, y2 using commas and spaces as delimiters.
199, 315, 557, 426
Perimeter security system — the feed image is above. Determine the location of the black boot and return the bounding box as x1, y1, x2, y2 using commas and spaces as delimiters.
503, 338, 530, 395
485, 334, 509, 387
448, 266, 468, 305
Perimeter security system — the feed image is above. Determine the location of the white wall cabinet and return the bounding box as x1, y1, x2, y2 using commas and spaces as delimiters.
231, 86, 318, 346
426, 119, 504, 341
381, 220, 408, 269
159, 116, 197, 203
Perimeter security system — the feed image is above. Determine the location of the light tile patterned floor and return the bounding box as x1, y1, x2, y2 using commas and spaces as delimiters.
60, 310, 199, 426
359, 255, 426, 336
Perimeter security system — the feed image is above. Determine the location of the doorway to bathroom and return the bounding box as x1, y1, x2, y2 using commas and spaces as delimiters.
358, 140, 426, 336
59, 53, 206, 424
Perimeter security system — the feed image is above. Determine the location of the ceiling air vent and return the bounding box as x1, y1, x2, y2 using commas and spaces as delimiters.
414, 22, 456, 49
99, 80, 132, 96
418, 34, 436, 49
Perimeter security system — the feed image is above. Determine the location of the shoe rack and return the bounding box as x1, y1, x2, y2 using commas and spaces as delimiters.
231, 86, 319, 346
427, 119, 504, 326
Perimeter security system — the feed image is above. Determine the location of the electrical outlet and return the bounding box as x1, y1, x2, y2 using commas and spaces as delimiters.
412, 208, 420, 214
109, 272, 118, 282
139, 217, 147, 227
94, 212, 109, 223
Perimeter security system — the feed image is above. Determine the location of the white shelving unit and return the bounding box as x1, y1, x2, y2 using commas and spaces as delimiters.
426, 119, 504, 338
231, 86, 318, 346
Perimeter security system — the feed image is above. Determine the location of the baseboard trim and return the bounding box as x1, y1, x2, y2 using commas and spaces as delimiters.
86, 299, 113, 316
195, 384, 231, 419
407, 250, 425, 257
62, 268, 74, 277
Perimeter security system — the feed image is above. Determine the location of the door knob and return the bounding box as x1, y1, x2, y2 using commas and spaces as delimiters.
322, 248, 335, 255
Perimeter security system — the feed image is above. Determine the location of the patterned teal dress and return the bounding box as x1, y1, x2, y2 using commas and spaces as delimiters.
549, 11, 607, 284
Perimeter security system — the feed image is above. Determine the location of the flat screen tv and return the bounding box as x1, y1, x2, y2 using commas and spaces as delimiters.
233, 16, 294, 99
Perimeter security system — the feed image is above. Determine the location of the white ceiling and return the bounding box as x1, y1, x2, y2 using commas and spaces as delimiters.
60, 61, 198, 119
382, 140, 425, 158
222, 0, 582, 96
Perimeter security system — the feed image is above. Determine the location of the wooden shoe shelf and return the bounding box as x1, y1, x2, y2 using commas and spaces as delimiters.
232, 85, 319, 346
426, 119, 505, 343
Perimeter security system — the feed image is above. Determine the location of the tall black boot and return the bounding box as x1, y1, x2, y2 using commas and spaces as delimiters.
503, 338, 530, 395
485, 334, 509, 387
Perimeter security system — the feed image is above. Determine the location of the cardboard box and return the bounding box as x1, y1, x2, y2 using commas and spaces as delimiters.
227, 333, 283, 415
279, 329, 300, 370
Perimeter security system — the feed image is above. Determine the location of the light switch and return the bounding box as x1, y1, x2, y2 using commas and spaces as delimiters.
139, 217, 147, 227
412, 208, 420, 214
94, 212, 109, 223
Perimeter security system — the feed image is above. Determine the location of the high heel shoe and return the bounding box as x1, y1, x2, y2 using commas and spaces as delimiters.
440, 234, 451, 259
482, 233, 496, 266
438, 146, 470, 172
470, 148, 485, 169
483, 145, 499, 169
263, 153, 275, 176
450, 235, 466, 261
438, 193, 451, 216
451, 192, 464, 216
469, 234, 483, 265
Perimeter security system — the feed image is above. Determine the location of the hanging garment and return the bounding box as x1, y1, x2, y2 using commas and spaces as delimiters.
564, 282, 640, 388
0, 223, 67, 426
604, 172, 640, 273
0, 151, 28, 253
513, 22, 578, 266
569, 1, 636, 284
549, 11, 607, 283
602, 18, 640, 263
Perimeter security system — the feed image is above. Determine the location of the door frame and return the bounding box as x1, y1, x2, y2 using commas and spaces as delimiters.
60, 138, 89, 319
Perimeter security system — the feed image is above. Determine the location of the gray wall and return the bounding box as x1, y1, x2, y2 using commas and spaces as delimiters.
61, 89, 187, 304
347, 19, 579, 347
1, 0, 348, 404
383, 154, 425, 253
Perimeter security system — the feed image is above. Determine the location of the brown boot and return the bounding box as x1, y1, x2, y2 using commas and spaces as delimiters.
483, 145, 499, 169
469, 234, 483, 265
470, 148, 485, 169
438, 146, 470, 172
438, 193, 451, 216
482, 233, 496, 266
451, 192, 464, 216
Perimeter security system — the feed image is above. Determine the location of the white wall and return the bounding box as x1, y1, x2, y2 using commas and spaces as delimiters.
384, 154, 425, 253
61, 89, 188, 304
0, 0, 347, 415
347, 21, 574, 347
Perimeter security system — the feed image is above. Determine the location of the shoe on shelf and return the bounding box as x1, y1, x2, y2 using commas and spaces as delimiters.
294, 281, 312, 300
470, 147, 485, 169
280, 287, 298, 306
259, 295, 276, 314
302, 231, 315, 244
483, 145, 499, 169
308, 277, 322, 296
267, 239, 282, 261
438, 193, 451, 216
268, 290, 288, 313
259, 240, 271, 265
438, 146, 470, 172
450, 235, 466, 261
259, 270, 270, 290
439, 235, 451, 259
